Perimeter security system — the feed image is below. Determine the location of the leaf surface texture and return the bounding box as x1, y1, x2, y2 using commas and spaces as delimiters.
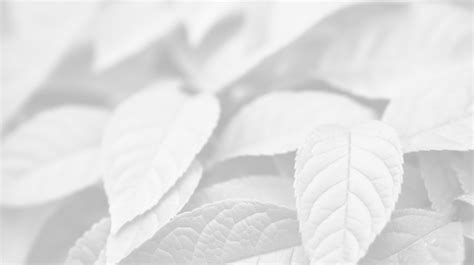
294, 121, 404, 264
101, 81, 219, 233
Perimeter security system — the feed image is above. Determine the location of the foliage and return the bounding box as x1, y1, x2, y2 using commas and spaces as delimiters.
1, 1, 472, 265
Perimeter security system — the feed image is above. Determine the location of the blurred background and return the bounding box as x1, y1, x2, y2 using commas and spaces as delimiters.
1, 1, 472, 264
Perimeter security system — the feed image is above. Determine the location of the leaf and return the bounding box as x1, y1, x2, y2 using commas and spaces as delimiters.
66, 218, 110, 265
26, 187, 108, 264
1, 105, 109, 207
315, 3, 471, 100
93, 2, 179, 70
418, 151, 464, 212
121, 200, 307, 264
382, 67, 473, 153
361, 209, 464, 265
104, 161, 203, 264
294, 121, 404, 264
2, 2, 98, 127
183, 174, 296, 212
179, 2, 355, 92
212, 91, 376, 163
101, 81, 219, 233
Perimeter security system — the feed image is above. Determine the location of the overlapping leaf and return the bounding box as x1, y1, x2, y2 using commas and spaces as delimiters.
104, 161, 202, 264
1, 105, 109, 206
176, 2, 355, 92
121, 200, 306, 264
294, 121, 404, 264
212, 91, 376, 163
101, 81, 219, 233
361, 209, 464, 265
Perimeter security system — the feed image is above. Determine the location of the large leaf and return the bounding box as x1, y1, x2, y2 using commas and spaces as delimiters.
294, 121, 404, 264
382, 67, 473, 153
1, 2, 98, 127
66, 218, 110, 265
361, 209, 464, 265
212, 91, 376, 163
1, 105, 109, 206
315, 3, 471, 100
121, 200, 307, 264
101, 81, 219, 233
104, 161, 202, 264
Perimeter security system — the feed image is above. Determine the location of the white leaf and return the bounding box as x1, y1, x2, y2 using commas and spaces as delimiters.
294, 121, 404, 265
418, 152, 464, 212
184, 174, 296, 212
212, 91, 376, 163
181, 2, 354, 92
382, 66, 473, 153
104, 161, 202, 264
2, 2, 98, 126
101, 81, 219, 233
1, 105, 109, 206
361, 209, 464, 265
316, 3, 472, 100
93, 2, 179, 70
120, 200, 306, 264
66, 218, 110, 265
